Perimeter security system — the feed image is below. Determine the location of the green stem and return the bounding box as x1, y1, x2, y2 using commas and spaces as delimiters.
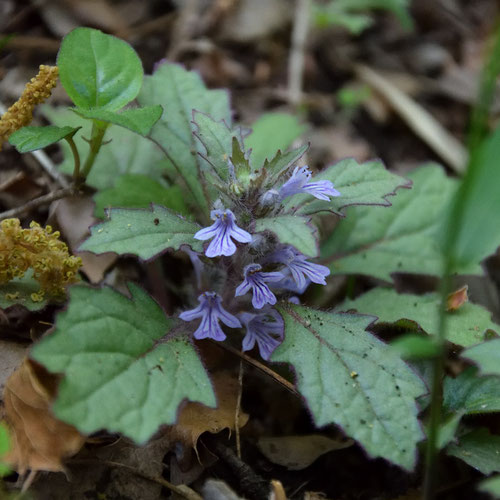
422, 21, 500, 500
81, 121, 108, 181
64, 134, 81, 183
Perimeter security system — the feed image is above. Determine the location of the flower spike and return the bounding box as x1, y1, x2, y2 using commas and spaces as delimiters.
194, 208, 252, 258
279, 166, 340, 201
235, 264, 284, 309
179, 291, 241, 341
240, 310, 284, 360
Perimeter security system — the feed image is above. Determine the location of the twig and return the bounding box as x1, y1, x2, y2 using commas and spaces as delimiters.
0, 103, 70, 188
71, 459, 202, 500
211, 340, 299, 397
235, 357, 244, 459
353, 64, 468, 174
210, 439, 270, 500
0, 186, 76, 220
288, 0, 311, 105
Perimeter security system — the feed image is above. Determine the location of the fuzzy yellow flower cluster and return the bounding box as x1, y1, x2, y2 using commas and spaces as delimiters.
0, 218, 81, 302
0, 65, 59, 150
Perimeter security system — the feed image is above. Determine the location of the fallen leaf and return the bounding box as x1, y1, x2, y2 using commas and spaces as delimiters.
3, 359, 85, 474
447, 285, 469, 312
51, 195, 116, 284
0, 340, 28, 393
270, 480, 287, 500
257, 434, 353, 470
168, 371, 249, 453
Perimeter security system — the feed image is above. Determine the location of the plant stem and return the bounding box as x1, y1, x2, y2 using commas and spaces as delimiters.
64, 134, 81, 183
81, 121, 108, 181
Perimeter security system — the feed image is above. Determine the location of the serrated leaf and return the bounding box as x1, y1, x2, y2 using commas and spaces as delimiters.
8, 125, 79, 153
271, 303, 426, 470
246, 112, 306, 169
43, 106, 167, 190
80, 204, 202, 260
264, 145, 309, 187
31, 285, 216, 443
462, 339, 500, 376
255, 215, 318, 257
193, 111, 235, 182
322, 165, 477, 282
337, 288, 497, 347
479, 475, 500, 498
0, 270, 54, 312
447, 428, 500, 475
58, 27, 143, 111
288, 158, 409, 216
138, 63, 231, 211
94, 174, 188, 219
437, 412, 463, 449
73, 106, 162, 136
443, 368, 500, 414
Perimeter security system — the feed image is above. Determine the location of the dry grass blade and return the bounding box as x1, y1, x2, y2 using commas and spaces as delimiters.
354, 64, 468, 173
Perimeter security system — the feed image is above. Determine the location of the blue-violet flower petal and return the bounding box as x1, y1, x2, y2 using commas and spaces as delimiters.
235, 264, 284, 309
240, 309, 284, 360
179, 291, 241, 341
279, 166, 340, 201
194, 209, 252, 258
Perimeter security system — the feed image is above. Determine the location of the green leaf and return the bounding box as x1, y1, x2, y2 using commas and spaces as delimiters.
437, 412, 463, 450
337, 288, 497, 347
451, 123, 500, 272
138, 63, 231, 211
58, 27, 143, 111
43, 106, 167, 190
390, 333, 440, 360
0, 269, 55, 312
73, 106, 162, 136
322, 165, 475, 281
272, 303, 426, 470
462, 339, 500, 376
94, 174, 188, 219
8, 125, 79, 153
80, 204, 202, 260
264, 145, 309, 187
0, 422, 11, 477
193, 111, 235, 182
288, 158, 410, 216
479, 475, 500, 498
255, 215, 318, 257
443, 368, 500, 414
246, 112, 306, 169
447, 428, 500, 475
31, 285, 215, 443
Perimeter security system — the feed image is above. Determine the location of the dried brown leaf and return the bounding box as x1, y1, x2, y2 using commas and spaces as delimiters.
3, 359, 85, 474
168, 371, 248, 452
258, 434, 353, 470
447, 285, 469, 312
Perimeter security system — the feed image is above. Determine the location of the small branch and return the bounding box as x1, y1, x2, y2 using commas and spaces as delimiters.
211, 340, 299, 397
64, 134, 81, 183
288, 0, 311, 105
0, 186, 77, 220
71, 459, 202, 500
235, 357, 244, 459
209, 439, 270, 500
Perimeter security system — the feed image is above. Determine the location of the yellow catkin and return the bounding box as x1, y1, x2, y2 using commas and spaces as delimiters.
0, 65, 59, 150
0, 218, 82, 301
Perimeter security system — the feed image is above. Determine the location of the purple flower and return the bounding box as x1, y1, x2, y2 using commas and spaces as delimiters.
194, 208, 252, 258
279, 166, 340, 201
179, 291, 241, 341
235, 264, 284, 309
271, 247, 330, 290
240, 310, 284, 360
